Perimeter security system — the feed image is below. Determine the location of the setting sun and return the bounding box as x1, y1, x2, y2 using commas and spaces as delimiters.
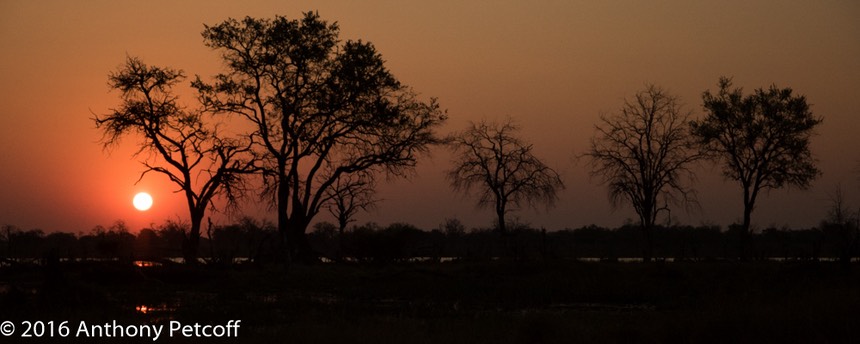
133, 192, 153, 211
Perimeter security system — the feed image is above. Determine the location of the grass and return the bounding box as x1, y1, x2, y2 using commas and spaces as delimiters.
2, 260, 859, 343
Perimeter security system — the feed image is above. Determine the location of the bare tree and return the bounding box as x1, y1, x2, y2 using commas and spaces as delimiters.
194, 13, 446, 260
821, 185, 859, 267
95, 56, 254, 263
586, 85, 701, 261
325, 171, 378, 239
447, 119, 564, 234
324, 172, 378, 261
691, 77, 822, 260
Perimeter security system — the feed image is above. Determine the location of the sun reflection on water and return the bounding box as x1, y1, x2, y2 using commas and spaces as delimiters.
133, 261, 163, 268
134, 302, 177, 322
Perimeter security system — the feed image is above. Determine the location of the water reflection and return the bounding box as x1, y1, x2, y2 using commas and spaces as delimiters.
135, 303, 176, 314
134, 302, 178, 323
1, 256, 856, 269
133, 261, 163, 268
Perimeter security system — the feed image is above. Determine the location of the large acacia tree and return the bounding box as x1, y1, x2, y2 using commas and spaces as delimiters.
447, 119, 564, 234
194, 13, 445, 259
586, 85, 701, 261
95, 56, 254, 263
691, 77, 822, 259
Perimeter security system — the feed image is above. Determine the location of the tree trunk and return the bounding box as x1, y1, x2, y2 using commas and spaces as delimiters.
740, 201, 753, 262
183, 213, 203, 264
287, 216, 316, 263
738, 184, 757, 262
496, 207, 507, 234
639, 201, 655, 262
277, 178, 290, 262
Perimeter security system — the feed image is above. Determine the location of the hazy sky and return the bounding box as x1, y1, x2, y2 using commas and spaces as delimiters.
1, 1, 859, 233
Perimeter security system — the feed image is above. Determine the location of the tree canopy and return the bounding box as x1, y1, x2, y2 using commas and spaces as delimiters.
447, 119, 564, 233
586, 85, 700, 260
194, 12, 446, 258
691, 77, 822, 259
95, 56, 253, 263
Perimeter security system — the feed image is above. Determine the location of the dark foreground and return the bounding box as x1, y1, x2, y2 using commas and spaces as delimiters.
1, 260, 858, 343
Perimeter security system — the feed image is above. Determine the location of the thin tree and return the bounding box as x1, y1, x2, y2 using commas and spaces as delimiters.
326, 171, 378, 236
447, 119, 564, 234
691, 77, 822, 260
586, 85, 701, 261
194, 13, 445, 260
95, 56, 254, 263
821, 185, 859, 267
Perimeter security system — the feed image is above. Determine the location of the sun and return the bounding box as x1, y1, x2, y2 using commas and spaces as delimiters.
133, 192, 153, 211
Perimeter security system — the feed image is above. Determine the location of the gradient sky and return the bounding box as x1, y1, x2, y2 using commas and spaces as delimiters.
1, 1, 859, 234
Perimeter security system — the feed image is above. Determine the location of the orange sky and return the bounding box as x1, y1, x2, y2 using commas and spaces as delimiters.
1, 1, 859, 233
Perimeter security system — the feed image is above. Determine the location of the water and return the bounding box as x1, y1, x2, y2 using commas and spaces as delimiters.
2, 256, 858, 268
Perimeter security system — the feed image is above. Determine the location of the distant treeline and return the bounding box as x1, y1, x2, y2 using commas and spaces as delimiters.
1, 218, 857, 264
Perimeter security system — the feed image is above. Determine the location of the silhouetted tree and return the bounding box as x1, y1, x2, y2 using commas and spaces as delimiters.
208, 217, 277, 264
586, 85, 701, 261
691, 77, 822, 260
325, 171, 378, 259
326, 171, 378, 236
447, 119, 564, 234
0, 225, 14, 261
89, 221, 135, 260
441, 218, 466, 238
195, 13, 445, 260
134, 228, 160, 259
821, 185, 859, 267
156, 220, 190, 259
440, 218, 467, 258
2, 225, 23, 259
95, 56, 254, 264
